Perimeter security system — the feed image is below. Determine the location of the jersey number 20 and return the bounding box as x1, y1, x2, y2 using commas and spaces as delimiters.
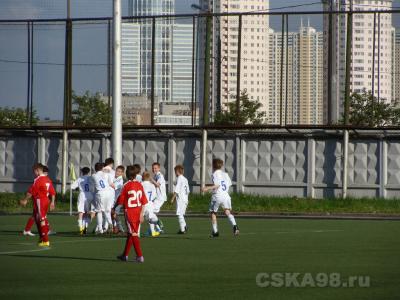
128, 190, 143, 208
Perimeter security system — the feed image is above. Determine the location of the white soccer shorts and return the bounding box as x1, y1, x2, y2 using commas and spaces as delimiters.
176, 200, 188, 216
208, 195, 232, 213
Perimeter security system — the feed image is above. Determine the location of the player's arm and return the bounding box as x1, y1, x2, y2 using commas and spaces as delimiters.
70, 179, 79, 190
19, 192, 32, 206
151, 178, 161, 187
49, 183, 56, 210
201, 184, 219, 192
139, 186, 148, 224
170, 193, 177, 204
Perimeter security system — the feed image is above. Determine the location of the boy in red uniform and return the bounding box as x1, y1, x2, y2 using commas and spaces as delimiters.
20, 163, 56, 247
114, 165, 147, 263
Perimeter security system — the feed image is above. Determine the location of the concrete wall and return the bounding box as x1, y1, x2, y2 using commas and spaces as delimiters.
0, 130, 399, 198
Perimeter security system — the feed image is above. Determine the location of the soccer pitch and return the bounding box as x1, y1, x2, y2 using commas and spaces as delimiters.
0, 215, 399, 300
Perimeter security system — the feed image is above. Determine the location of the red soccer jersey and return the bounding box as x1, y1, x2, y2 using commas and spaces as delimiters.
117, 180, 148, 221
29, 175, 56, 201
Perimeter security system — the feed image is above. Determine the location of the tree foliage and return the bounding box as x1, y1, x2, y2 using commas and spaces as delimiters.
0, 107, 38, 127
213, 90, 266, 125
344, 91, 400, 126
71, 91, 111, 126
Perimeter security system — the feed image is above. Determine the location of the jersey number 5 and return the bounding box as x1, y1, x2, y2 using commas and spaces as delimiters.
127, 190, 143, 208
221, 180, 227, 191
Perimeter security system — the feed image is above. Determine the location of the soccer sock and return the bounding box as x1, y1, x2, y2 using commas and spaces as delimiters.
105, 212, 113, 229
78, 218, 83, 229
212, 222, 218, 233
85, 215, 91, 228
41, 219, 49, 242
96, 212, 103, 232
178, 215, 186, 232
25, 216, 35, 232
123, 236, 133, 257
155, 224, 161, 232
149, 223, 155, 234
132, 236, 143, 257
227, 214, 237, 226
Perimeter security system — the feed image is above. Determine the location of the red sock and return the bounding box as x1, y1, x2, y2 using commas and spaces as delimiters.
123, 236, 133, 257
25, 216, 35, 232
40, 219, 49, 242
132, 236, 143, 257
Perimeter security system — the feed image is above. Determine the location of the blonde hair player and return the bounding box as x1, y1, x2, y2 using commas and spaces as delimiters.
170, 165, 190, 234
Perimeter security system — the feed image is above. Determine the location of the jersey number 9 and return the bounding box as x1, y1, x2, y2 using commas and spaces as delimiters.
127, 190, 143, 208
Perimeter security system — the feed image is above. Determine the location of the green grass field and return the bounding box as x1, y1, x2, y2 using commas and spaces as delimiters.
0, 215, 399, 300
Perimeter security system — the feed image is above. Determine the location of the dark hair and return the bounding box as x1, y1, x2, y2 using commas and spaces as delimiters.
104, 157, 114, 166
174, 165, 184, 174
81, 167, 90, 175
116, 165, 125, 172
95, 162, 104, 172
152, 162, 160, 167
126, 165, 141, 180
133, 164, 141, 172
32, 163, 44, 171
212, 158, 224, 170
42, 165, 49, 173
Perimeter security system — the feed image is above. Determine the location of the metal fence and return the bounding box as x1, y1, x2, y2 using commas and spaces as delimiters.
1, 9, 400, 129
1, 129, 399, 199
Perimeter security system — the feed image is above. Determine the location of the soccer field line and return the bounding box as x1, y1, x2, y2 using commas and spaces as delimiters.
0, 248, 51, 255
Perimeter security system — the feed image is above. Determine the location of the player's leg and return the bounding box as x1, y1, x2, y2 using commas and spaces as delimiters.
95, 194, 104, 234
37, 199, 50, 246
77, 197, 85, 234
23, 214, 36, 236
130, 220, 144, 262
223, 198, 239, 235
209, 198, 219, 237
176, 201, 187, 234
153, 200, 164, 232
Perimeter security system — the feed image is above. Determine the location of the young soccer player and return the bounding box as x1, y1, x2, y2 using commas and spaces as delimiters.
114, 165, 147, 263
170, 165, 190, 234
141, 171, 160, 237
201, 158, 239, 237
151, 162, 166, 231
92, 162, 114, 234
22, 165, 50, 236
20, 163, 56, 246
112, 165, 125, 234
103, 158, 116, 231
71, 167, 94, 234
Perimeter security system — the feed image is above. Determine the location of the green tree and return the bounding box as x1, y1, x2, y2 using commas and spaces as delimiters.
71, 91, 111, 126
0, 107, 38, 127
343, 91, 400, 126
213, 90, 266, 125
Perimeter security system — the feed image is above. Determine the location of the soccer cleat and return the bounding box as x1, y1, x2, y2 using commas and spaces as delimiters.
117, 255, 128, 262
135, 256, 144, 263
23, 230, 35, 236
48, 230, 56, 236
233, 225, 240, 236
177, 230, 186, 234
83, 227, 87, 235
151, 231, 160, 237
210, 231, 219, 238
79, 227, 85, 235
38, 241, 50, 247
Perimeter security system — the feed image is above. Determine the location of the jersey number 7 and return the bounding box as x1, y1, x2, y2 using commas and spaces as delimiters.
128, 190, 143, 208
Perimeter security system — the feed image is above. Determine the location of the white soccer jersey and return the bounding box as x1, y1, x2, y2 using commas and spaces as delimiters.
103, 166, 115, 186
113, 175, 124, 199
71, 175, 94, 201
211, 169, 232, 198
136, 174, 143, 183
93, 171, 112, 193
142, 181, 157, 202
154, 172, 167, 202
175, 175, 189, 203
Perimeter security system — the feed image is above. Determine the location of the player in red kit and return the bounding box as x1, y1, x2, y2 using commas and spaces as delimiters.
20, 163, 56, 247
114, 165, 147, 263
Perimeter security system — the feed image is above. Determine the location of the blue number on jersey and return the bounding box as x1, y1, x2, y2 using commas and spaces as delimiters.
184, 185, 188, 195
221, 180, 227, 191
84, 183, 90, 192
147, 191, 152, 201
99, 180, 105, 189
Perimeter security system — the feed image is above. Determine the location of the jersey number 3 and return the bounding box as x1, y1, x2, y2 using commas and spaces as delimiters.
127, 190, 143, 208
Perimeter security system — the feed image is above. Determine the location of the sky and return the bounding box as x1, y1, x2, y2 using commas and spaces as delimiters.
0, 0, 400, 120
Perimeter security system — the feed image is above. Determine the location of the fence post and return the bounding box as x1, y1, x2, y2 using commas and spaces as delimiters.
342, 130, 349, 198
61, 130, 68, 196
307, 137, 315, 198
379, 139, 387, 198
168, 137, 176, 194
240, 138, 246, 193
200, 129, 208, 194
235, 135, 242, 193
37, 133, 46, 165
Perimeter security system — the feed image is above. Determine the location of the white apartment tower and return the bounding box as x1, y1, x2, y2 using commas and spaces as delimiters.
323, 0, 393, 122
198, 0, 269, 121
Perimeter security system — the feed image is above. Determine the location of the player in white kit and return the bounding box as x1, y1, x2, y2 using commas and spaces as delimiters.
202, 158, 239, 237
71, 167, 94, 234
151, 162, 166, 231
141, 172, 160, 237
170, 165, 190, 234
92, 162, 115, 234
112, 165, 125, 234
102, 158, 116, 232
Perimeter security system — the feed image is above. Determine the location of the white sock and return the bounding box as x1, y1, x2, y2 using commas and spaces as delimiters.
105, 212, 113, 229
78, 219, 83, 228
84, 216, 91, 228
149, 223, 155, 233
96, 212, 103, 232
178, 215, 186, 232
212, 222, 218, 233
227, 214, 237, 226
